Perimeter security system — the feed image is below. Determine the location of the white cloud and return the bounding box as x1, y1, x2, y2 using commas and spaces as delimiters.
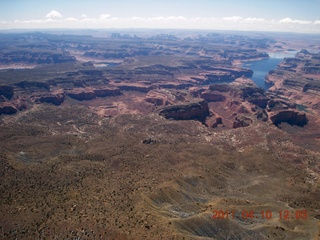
223, 16, 242, 21
46, 10, 62, 19
244, 17, 265, 23
130, 17, 145, 21
314, 20, 320, 25
100, 14, 111, 20
2, 13, 320, 34
65, 17, 78, 22
279, 18, 313, 25
147, 16, 187, 22
167, 16, 187, 21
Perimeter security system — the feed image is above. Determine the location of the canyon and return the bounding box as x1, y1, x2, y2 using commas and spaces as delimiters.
0, 30, 319, 239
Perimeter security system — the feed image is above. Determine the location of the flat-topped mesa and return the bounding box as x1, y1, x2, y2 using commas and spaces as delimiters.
157, 98, 209, 122
204, 71, 234, 83
112, 82, 154, 93
66, 88, 96, 101
66, 87, 122, 101
270, 110, 308, 127
93, 87, 121, 97
32, 91, 65, 106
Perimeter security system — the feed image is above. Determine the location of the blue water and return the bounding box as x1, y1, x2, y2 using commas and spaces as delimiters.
243, 51, 297, 90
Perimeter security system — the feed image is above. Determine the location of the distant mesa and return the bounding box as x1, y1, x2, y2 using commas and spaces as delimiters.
201, 67, 253, 84
0, 51, 76, 64
113, 82, 153, 93
14, 81, 50, 91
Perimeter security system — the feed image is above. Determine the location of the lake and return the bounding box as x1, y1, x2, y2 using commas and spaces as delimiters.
243, 51, 297, 90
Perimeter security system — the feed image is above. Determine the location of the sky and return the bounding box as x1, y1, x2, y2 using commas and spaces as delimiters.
1, 0, 320, 33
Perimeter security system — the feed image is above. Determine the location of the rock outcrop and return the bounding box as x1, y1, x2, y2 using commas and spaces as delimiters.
200, 68, 253, 84
209, 84, 232, 92
0, 85, 14, 100
200, 90, 226, 102
211, 116, 223, 128
228, 100, 249, 114
233, 86, 269, 108
0, 103, 18, 115
66, 88, 96, 101
93, 87, 121, 97
266, 99, 295, 111
253, 107, 268, 122
158, 99, 209, 122
233, 115, 252, 128
270, 110, 308, 127
145, 89, 173, 106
